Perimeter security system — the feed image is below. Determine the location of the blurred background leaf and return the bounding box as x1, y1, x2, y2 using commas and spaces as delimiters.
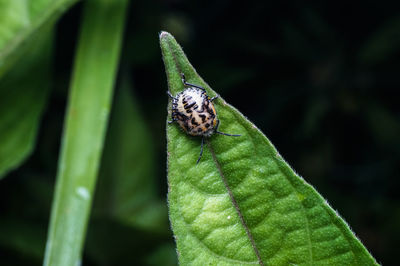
0, 27, 53, 179
94, 76, 168, 233
0, 0, 79, 76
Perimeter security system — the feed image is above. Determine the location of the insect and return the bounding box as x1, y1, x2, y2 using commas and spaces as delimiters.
168, 73, 240, 164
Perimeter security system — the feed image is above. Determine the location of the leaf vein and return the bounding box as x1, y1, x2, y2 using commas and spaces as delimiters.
179, 209, 260, 265
206, 139, 265, 266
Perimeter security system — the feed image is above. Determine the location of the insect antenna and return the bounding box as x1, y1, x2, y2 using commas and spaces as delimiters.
181, 73, 206, 92
216, 131, 241, 137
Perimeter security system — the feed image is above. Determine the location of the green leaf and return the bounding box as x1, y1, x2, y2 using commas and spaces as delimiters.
0, 28, 53, 179
160, 31, 378, 265
0, 0, 79, 77
43, 0, 128, 265
0, 0, 80, 177
95, 78, 168, 232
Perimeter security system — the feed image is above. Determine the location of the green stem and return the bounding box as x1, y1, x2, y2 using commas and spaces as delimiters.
43, 0, 128, 265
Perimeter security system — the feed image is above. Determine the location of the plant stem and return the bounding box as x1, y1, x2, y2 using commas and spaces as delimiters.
43, 0, 128, 265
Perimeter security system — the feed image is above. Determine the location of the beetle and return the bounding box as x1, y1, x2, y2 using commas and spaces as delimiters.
168, 73, 240, 163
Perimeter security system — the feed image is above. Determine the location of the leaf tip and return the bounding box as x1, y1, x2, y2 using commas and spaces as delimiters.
159, 31, 172, 41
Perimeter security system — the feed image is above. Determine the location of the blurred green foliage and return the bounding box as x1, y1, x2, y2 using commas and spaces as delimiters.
43, 0, 131, 265
0, 0, 399, 265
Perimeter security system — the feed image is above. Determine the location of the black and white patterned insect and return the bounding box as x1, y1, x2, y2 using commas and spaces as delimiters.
168, 73, 240, 164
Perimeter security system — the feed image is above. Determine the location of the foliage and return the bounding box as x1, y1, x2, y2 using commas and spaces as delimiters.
1, 0, 399, 265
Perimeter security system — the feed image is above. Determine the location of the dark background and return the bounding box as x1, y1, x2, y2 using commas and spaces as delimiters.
1, 0, 399, 265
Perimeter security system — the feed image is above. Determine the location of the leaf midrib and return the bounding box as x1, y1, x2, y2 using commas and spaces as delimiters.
206, 139, 264, 266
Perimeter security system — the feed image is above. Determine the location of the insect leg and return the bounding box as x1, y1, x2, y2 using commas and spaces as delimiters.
210, 96, 219, 102
167, 91, 174, 99
196, 137, 205, 164
215, 120, 240, 136
181, 73, 206, 92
